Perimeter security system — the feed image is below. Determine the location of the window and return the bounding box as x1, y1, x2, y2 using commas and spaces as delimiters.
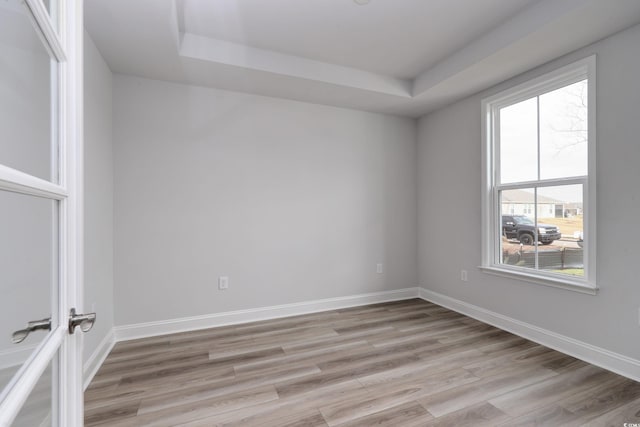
481, 57, 596, 294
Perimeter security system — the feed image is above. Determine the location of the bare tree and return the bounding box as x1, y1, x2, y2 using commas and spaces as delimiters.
547, 80, 588, 155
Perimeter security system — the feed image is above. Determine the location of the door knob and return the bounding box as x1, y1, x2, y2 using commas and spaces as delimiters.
68, 308, 96, 334
12, 318, 52, 344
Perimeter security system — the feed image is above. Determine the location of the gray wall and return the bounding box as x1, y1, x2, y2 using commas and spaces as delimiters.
83, 33, 114, 364
113, 76, 418, 326
418, 23, 640, 360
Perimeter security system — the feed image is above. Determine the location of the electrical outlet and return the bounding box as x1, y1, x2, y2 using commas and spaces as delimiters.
461, 270, 468, 282
376, 263, 383, 274
219, 276, 229, 290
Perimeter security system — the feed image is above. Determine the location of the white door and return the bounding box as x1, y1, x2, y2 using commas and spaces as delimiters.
0, 1, 89, 426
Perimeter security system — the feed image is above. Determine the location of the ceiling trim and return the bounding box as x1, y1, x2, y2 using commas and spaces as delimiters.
179, 32, 412, 98
84, 0, 640, 117
412, 0, 586, 96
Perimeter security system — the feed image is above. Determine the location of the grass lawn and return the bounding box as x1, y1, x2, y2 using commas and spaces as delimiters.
550, 268, 584, 276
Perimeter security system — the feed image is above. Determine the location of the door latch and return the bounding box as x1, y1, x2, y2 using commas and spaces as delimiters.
68, 308, 96, 334
12, 317, 52, 344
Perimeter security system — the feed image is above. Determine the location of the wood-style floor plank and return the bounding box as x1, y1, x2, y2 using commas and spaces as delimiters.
335, 401, 432, 427
85, 299, 640, 426
422, 401, 509, 427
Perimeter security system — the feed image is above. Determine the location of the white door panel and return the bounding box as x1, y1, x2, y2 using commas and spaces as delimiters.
0, 1, 86, 426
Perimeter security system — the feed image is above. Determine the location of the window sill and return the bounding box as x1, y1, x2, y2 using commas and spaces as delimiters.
479, 265, 598, 295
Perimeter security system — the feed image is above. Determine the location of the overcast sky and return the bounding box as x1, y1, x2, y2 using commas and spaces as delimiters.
499, 79, 587, 203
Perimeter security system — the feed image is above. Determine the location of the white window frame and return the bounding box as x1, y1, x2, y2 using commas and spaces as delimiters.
480, 56, 597, 295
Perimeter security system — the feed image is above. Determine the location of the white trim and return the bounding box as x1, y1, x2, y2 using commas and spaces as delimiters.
419, 288, 640, 382
482, 56, 593, 109
82, 330, 115, 391
585, 55, 597, 285
179, 32, 411, 98
82, 286, 640, 392
23, 0, 66, 62
496, 176, 586, 192
58, 0, 85, 424
479, 266, 597, 295
114, 288, 419, 342
0, 165, 67, 200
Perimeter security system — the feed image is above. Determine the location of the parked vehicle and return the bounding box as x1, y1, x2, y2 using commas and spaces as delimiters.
502, 215, 561, 245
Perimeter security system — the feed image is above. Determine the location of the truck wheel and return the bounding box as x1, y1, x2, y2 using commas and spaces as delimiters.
519, 233, 534, 245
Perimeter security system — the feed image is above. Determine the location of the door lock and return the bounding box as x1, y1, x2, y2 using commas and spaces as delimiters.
12, 318, 52, 344
68, 308, 96, 334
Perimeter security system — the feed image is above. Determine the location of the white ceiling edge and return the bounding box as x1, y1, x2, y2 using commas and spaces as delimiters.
170, 0, 640, 117
413, 0, 589, 96
85, 0, 640, 118
405, 0, 640, 116
180, 32, 412, 98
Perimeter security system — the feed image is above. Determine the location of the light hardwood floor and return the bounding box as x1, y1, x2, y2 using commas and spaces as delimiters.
85, 299, 640, 426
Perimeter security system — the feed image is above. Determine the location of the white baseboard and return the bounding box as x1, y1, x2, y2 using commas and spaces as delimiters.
114, 287, 420, 342
84, 286, 640, 389
419, 287, 640, 382
83, 329, 116, 390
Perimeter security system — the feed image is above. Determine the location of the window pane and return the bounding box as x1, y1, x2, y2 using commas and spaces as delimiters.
500, 188, 537, 268
12, 357, 54, 427
539, 80, 588, 180
537, 185, 584, 276
0, 190, 57, 393
0, 1, 55, 182
500, 185, 583, 277
42, 0, 58, 31
499, 98, 538, 184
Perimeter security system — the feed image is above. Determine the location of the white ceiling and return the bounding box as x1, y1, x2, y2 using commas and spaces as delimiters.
85, 0, 640, 117
178, 0, 536, 79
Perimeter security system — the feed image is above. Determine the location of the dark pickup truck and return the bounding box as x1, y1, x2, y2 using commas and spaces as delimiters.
502, 215, 561, 245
